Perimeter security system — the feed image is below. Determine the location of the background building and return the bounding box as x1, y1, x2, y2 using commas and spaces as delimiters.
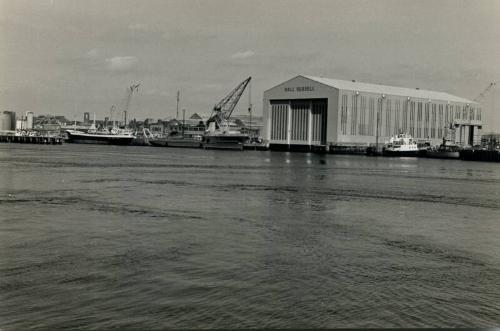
84, 112, 90, 124
26, 111, 34, 130
480, 133, 500, 150
263, 75, 482, 150
0, 111, 16, 131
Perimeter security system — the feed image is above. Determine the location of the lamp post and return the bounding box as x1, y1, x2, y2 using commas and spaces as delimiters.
110, 105, 115, 129
176, 91, 180, 120
182, 108, 186, 136
248, 80, 252, 138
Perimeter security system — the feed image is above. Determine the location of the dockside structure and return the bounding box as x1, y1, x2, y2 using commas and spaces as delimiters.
263, 75, 482, 150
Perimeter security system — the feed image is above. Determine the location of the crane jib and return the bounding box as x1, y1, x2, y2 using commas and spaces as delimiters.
208, 77, 252, 125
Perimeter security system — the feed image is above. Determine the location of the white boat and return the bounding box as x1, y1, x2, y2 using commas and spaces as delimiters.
66, 126, 135, 145
65, 112, 135, 145
382, 133, 419, 157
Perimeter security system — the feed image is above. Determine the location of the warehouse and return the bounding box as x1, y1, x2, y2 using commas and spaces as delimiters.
263, 75, 482, 151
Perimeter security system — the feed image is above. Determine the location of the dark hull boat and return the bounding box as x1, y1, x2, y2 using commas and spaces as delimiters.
382, 149, 420, 157
460, 149, 500, 162
65, 130, 135, 145
202, 133, 248, 151
424, 150, 460, 159
150, 135, 202, 148
421, 139, 461, 159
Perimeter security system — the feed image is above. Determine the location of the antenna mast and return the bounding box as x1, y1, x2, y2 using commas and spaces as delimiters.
176, 91, 180, 119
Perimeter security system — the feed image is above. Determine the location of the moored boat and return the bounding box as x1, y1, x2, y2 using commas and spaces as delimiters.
460, 148, 500, 162
201, 76, 251, 151
202, 121, 248, 150
382, 133, 419, 157
65, 127, 135, 145
150, 132, 203, 148
424, 138, 460, 159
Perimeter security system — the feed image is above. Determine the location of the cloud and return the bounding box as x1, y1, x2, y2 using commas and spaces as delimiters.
231, 50, 255, 59
105, 56, 138, 71
143, 88, 170, 96
128, 23, 150, 31
84, 48, 103, 59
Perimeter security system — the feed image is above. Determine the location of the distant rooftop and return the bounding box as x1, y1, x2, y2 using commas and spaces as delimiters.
302, 75, 477, 105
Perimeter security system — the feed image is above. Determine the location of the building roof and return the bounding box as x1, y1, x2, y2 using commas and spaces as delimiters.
301, 75, 477, 105
189, 112, 203, 120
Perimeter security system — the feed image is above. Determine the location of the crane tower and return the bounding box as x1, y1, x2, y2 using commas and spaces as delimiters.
122, 83, 140, 127
207, 77, 251, 129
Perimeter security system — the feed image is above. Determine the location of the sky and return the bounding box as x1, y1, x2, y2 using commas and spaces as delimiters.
1, 0, 500, 131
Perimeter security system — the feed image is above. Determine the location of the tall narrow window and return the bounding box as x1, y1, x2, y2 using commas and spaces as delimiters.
341, 94, 348, 135
385, 99, 392, 136
431, 104, 437, 138
394, 100, 401, 134
376, 98, 383, 138
351, 95, 358, 135
368, 98, 375, 136
424, 103, 430, 138
438, 105, 443, 138
359, 96, 366, 135
417, 102, 422, 138
402, 100, 408, 132
409, 101, 415, 136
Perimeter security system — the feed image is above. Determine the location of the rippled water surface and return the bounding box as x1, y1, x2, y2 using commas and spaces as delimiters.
1, 144, 500, 329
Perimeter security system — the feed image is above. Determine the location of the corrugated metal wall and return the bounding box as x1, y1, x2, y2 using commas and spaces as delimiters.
311, 100, 327, 144
290, 101, 309, 142
270, 99, 328, 145
270, 102, 288, 142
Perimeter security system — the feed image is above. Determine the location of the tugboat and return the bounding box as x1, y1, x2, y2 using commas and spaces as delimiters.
424, 138, 460, 159
382, 133, 419, 157
201, 76, 251, 151
150, 131, 203, 148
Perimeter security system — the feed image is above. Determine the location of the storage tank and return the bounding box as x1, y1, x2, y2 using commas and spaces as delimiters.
0, 112, 14, 131
4, 111, 16, 130
26, 111, 34, 130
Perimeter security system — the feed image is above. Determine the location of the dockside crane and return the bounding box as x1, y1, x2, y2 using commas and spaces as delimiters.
121, 83, 140, 127
206, 77, 251, 130
474, 82, 496, 102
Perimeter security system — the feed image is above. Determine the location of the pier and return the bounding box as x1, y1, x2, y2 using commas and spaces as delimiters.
460, 149, 500, 162
0, 134, 63, 144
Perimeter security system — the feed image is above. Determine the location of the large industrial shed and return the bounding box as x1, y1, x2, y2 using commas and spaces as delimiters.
263, 75, 483, 150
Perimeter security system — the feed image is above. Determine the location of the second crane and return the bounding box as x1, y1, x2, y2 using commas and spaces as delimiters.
202, 76, 252, 150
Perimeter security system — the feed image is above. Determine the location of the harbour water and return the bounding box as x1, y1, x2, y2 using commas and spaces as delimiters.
1, 144, 500, 328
